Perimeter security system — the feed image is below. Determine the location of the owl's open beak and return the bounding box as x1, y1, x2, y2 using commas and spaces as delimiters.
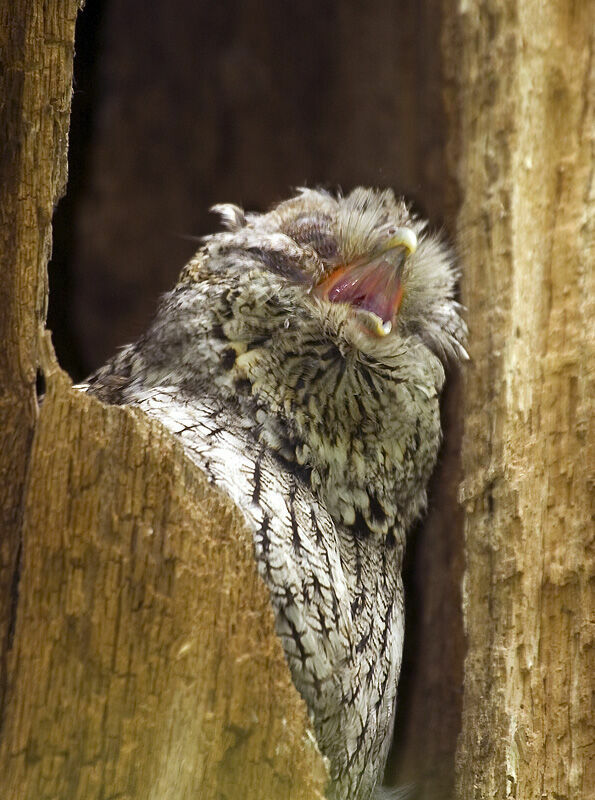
316, 227, 418, 337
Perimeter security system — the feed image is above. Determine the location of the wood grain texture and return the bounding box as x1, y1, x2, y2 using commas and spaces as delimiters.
0, 0, 80, 723
1, 343, 326, 800
444, 1, 594, 797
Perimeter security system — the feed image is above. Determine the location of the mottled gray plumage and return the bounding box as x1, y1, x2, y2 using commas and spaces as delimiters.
83, 187, 466, 800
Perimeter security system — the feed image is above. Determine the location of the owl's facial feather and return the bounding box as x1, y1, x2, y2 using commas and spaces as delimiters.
208, 187, 467, 363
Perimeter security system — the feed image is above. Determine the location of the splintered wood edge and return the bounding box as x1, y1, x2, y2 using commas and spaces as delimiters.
1, 337, 327, 800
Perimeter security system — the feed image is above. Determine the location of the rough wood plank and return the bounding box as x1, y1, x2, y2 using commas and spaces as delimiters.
0, 0, 81, 721
444, 1, 594, 797
1, 345, 325, 799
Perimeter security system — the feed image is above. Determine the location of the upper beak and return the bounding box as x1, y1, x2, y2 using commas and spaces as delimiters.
380, 227, 418, 259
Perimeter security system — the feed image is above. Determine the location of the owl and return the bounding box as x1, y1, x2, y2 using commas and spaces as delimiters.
82, 187, 467, 800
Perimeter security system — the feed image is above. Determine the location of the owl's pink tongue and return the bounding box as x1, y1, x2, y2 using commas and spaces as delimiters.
318, 258, 404, 326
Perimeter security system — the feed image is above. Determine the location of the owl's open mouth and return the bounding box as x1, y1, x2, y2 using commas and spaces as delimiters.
315, 227, 417, 337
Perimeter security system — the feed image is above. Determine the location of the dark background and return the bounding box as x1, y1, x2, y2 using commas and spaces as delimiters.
49, 2, 464, 796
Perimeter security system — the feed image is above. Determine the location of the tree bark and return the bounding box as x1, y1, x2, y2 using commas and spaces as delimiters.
0, 3, 326, 798
443, 1, 594, 798
0, 0, 79, 724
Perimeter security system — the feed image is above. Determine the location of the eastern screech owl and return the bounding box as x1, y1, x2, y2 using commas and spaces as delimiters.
83, 187, 466, 800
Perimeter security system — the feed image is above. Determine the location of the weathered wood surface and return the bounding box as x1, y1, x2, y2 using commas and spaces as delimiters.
444, 1, 594, 797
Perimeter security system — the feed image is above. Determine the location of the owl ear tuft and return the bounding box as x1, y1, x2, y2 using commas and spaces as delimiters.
211, 203, 247, 231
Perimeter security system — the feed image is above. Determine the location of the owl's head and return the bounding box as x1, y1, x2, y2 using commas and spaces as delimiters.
138, 188, 467, 534
200, 186, 467, 365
